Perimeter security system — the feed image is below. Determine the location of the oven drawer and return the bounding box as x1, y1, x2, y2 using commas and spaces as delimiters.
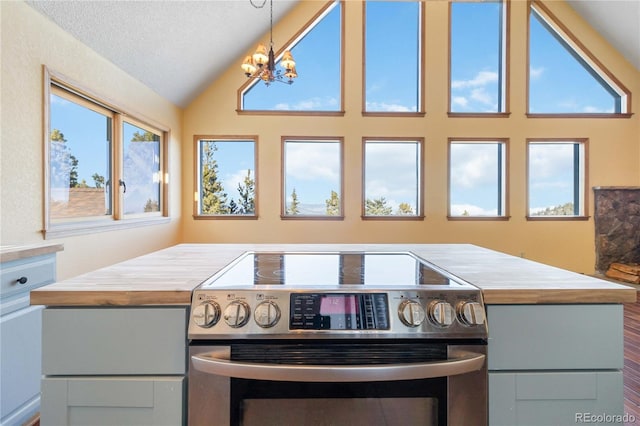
43, 307, 187, 375
487, 304, 623, 370
41, 376, 184, 426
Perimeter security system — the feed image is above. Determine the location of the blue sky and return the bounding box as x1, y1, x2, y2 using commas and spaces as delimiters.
51, 1, 619, 216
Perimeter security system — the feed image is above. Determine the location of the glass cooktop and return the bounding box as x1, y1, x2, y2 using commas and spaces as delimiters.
201, 251, 463, 288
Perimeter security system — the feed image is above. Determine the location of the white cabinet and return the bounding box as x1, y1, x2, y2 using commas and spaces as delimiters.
1, 248, 60, 426
40, 307, 188, 426
487, 304, 625, 426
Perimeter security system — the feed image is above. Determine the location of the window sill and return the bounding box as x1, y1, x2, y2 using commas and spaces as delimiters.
361, 215, 425, 221
43, 216, 171, 239
447, 216, 510, 221
526, 215, 590, 221
193, 215, 258, 220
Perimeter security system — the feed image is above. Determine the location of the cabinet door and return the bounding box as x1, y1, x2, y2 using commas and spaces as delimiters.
40, 377, 185, 426
489, 371, 624, 426
0, 305, 43, 425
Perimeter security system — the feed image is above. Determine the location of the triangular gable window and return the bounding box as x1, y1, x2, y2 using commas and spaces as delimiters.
239, 1, 342, 113
528, 2, 629, 115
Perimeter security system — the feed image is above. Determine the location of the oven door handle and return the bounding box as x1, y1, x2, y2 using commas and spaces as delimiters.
191, 349, 485, 383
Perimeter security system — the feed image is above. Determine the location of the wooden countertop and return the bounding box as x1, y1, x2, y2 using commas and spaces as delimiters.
1, 242, 64, 263
30, 243, 637, 306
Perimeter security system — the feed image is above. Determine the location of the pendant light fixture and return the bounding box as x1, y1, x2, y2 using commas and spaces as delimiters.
241, 0, 297, 86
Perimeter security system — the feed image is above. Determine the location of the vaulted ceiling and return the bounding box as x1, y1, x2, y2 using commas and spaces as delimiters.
26, 0, 640, 108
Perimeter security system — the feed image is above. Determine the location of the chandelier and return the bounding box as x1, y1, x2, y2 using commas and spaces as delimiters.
241, 0, 297, 86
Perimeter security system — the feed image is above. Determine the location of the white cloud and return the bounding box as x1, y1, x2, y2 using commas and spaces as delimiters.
451, 71, 498, 89
470, 88, 494, 106
275, 97, 338, 111
530, 67, 545, 79
452, 96, 468, 107
365, 102, 414, 112
285, 142, 340, 183
450, 203, 498, 216
450, 144, 498, 189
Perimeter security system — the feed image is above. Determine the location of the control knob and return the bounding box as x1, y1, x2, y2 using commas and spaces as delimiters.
456, 301, 485, 326
398, 300, 426, 327
427, 300, 454, 327
192, 302, 221, 328
254, 301, 281, 328
223, 300, 251, 328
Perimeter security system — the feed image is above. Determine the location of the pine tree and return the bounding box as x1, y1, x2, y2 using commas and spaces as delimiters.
50, 129, 73, 190
287, 188, 300, 215
325, 190, 340, 215
396, 202, 414, 215
236, 169, 255, 214
365, 197, 393, 215
200, 142, 229, 214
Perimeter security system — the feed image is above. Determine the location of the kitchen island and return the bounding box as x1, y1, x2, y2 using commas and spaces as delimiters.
31, 244, 636, 426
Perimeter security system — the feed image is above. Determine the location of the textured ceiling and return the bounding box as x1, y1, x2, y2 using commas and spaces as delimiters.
26, 0, 640, 108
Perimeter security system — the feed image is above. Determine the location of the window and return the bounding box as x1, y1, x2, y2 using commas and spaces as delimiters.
363, 139, 423, 218
122, 120, 162, 216
195, 137, 257, 217
44, 68, 169, 238
240, 1, 342, 113
364, 1, 423, 114
528, 2, 629, 115
450, 0, 506, 114
449, 140, 508, 218
282, 138, 343, 218
527, 140, 588, 219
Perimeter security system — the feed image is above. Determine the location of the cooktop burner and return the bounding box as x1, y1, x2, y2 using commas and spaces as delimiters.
200, 251, 462, 288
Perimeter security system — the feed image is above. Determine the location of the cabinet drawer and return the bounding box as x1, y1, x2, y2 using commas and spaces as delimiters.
1, 255, 56, 299
487, 304, 623, 370
489, 371, 623, 426
41, 376, 185, 426
43, 308, 187, 375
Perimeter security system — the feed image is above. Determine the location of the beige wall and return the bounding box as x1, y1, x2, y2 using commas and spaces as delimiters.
0, 2, 183, 279
183, 0, 640, 274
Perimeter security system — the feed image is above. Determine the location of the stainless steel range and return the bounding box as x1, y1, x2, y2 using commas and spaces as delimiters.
188, 251, 488, 426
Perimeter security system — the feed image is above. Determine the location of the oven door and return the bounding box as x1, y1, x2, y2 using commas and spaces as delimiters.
188, 341, 486, 426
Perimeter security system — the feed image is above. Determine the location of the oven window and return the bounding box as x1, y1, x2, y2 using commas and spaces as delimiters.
232, 379, 445, 426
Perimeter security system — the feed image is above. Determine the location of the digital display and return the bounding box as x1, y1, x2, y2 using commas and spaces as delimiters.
319, 294, 358, 315
290, 293, 389, 330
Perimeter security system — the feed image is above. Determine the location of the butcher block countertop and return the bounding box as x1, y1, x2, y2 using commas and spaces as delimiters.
1, 242, 63, 263
30, 243, 637, 306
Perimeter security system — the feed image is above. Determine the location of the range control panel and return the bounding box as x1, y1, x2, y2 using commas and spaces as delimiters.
188, 289, 487, 340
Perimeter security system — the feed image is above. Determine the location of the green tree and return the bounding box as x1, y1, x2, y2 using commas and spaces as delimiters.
92, 173, 105, 189
365, 197, 393, 215
396, 202, 414, 215
68, 155, 79, 188
533, 202, 575, 216
50, 129, 73, 189
325, 190, 340, 215
236, 169, 255, 214
131, 130, 159, 142
287, 188, 300, 215
200, 142, 229, 214
144, 199, 159, 212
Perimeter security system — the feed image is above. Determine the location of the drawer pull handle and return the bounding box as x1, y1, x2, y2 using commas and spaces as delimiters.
17, 276, 28, 285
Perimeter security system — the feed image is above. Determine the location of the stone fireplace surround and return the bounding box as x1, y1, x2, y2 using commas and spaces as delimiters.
593, 187, 640, 274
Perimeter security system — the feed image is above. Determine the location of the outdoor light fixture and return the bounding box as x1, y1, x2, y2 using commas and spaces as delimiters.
241, 0, 297, 86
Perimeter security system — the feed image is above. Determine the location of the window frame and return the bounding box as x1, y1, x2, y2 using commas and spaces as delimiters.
43, 66, 170, 239
361, 137, 425, 220
193, 135, 259, 220
526, 1, 631, 118
237, 0, 345, 116
448, 0, 510, 118
281, 136, 344, 220
526, 138, 589, 221
447, 138, 510, 221
362, 0, 426, 117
